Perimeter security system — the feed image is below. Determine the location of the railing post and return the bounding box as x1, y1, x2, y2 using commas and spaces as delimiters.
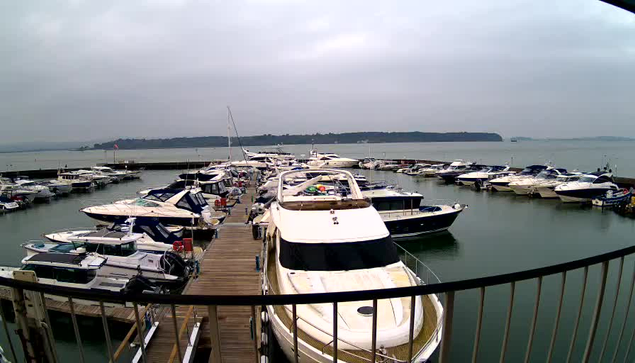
0, 299, 18, 363
332, 302, 338, 363
599, 257, 624, 362
251, 305, 259, 363
99, 301, 115, 363
171, 304, 183, 363
582, 261, 610, 363
439, 291, 455, 363
371, 299, 378, 363
567, 266, 589, 363
547, 272, 567, 363
611, 260, 635, 363
292, 304, 299, 363
408, 295, 416, 363
132, 302, 147, 363
68, 297, 85, 363
524, 276, 543, 363
208, 305, 222, 363
472, 287, 486, 363
500, 282, 515, 363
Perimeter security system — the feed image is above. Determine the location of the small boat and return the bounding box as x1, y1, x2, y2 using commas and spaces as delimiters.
0, 196, 19, 213
358, 157, 379, 169
13, 179, 55, 202
0, 253, 157, 304
402, 163, 431, 176
364, 188, 466, 238
415, 163, 447, 177
91, 166, 128, 183
555, 173, 619, 203
40, 180, 72, 195
592, 188, 632, 208
435, 160, 477, 183
0, 177, 38, 204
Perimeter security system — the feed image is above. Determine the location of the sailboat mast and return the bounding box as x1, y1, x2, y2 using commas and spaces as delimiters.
227, 109, 232, 161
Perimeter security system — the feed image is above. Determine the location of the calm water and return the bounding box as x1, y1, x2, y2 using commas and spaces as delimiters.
2, 140, 635, 175
0, 156, 634, 361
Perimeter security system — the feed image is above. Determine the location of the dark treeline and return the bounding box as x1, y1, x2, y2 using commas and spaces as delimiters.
92, 131, 502, 150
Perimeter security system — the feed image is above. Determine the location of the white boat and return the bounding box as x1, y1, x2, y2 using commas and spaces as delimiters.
262, 169, 444, 363
403, 164, 431, 176
307, 150, 358, 168
92, 166, 128, 183
456, 165, 512, 186
0, 253, 155, 304
489, 165, 548, 192
414, 164, 446, 177
22, 232, 190, 285
508, 167, 567, 196
358, 158, 380, 169
533, 173, 582, 198
0, 178, 38, 204
13, 179, 55, 202
44, 219, 184, 254
0, 196, 20, 213
435, 160, 473, 182
82, 189, 216, 228
57, 171, 94, 191
555, 173, 619, 203
363, 188, 466, 238
76, 170, 113, 188
40, 180, 72, 195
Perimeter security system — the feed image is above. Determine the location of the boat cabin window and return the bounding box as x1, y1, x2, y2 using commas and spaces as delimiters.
372, 197, 422, 211
22, 265, 97, 284
579, 176, 597, 183
279, 236, 400, 271
133, 199, 161, 207
176, 193, 205, 213
85, 242, 137, 256
594, 176, 613, 184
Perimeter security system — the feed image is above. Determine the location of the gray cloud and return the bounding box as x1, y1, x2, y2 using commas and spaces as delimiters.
0, 0, 634, 143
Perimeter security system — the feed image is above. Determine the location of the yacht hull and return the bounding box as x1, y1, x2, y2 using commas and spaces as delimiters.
83, 212, 199, 227
382, 207, 464, 239
509, 185, 533, 196
490, 182, 512, 192
536, 186, 558, 198
555, 188, 611, 203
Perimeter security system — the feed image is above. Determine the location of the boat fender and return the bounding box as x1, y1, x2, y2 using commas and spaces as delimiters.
260, 356, 268, 363
172, 241, 184, 252
261, 332, 268, 345
261, 311, 269, 323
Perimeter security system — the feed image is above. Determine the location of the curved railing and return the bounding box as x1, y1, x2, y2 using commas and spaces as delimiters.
0, 244, 633, 363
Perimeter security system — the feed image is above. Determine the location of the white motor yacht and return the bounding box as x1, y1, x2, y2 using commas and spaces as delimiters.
82, 189, 215, 228
533, 173, 582, 198
0, 178, 38, 203
456, 165, 512, 186
489, 165, 548, 192
262, 169, 444, 363
58, 171, 94, 191
555, 173, 619, 203
40, 180, 72, 195
508, 167, 567, 196
435, 160, 472, 182
91, 166, 128, 183
403, 164, 431, 176
0, 253, 155, 305
23, 232, 190, 285
13, 179, 55, 202
307, 150, 358, 168
414, 164, 446, 177
358, 158, 380, 169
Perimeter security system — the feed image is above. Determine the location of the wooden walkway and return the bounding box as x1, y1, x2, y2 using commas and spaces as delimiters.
145, 188, 263, 363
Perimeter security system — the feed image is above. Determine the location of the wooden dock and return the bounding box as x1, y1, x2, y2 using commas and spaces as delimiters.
144, 188, 263, 362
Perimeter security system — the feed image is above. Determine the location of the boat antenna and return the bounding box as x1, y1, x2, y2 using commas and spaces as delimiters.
227, 108, 232, 161
227, 106, 248, 163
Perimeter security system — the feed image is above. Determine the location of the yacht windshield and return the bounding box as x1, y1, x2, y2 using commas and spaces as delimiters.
579, 176, 597, 183
132, 199, 161, 207
279, 236, 400, 271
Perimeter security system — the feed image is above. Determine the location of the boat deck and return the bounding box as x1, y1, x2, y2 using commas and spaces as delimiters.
144, 188, 263, 362
266, 245, 439, 362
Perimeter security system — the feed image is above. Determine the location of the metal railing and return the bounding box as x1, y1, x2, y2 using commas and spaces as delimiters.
1, 244, 635, 362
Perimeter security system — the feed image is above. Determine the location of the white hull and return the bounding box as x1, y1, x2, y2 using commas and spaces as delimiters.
536, 187, 558, 198
492, 184, 512, 192
557, 194, 590, 203
510, 185, 533, 195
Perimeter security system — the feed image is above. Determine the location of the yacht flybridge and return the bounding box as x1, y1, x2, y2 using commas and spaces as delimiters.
262, 169, 443, 363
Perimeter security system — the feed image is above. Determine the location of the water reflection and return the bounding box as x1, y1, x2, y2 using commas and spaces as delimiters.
395, 231, 460, 257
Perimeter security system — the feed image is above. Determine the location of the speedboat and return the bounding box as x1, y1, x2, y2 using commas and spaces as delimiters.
435, 160, 476, 183
0, 253, 156, 304
508, 167, 567, 196
358, 157, 380, 169
82, 189, 217, 227
58, 171, 94, 191
592, 188, 632, 208
91, 166, 128, 183
363, 188, 466, 238
533, 173, 581, 198
262, 169, 444, 362
44, 219, 185, 254
0, 196, 19, 213
0, 177, 38, 204
307, 150, 358, 168
456, 165, 512, 186
23, 232, 191, 286
13, 179, 55, 202
489, 165, 548, 192
40, 180, 72, 195
414, 164, 446, 177
555, 173, 619, 203
403, 164, 431, 176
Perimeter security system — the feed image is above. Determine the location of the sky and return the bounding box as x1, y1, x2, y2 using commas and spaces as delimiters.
0, 0, 634, 144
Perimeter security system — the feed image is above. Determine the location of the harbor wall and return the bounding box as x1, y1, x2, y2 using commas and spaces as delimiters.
3, 159, 635, 188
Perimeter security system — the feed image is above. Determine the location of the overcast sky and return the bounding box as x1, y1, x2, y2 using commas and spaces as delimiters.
0, 0, 634, 144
